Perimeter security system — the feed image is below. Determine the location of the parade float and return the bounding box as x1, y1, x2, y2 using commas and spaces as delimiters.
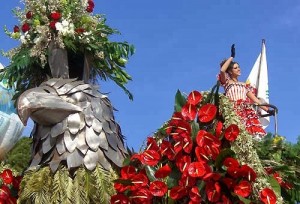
0, 0, 299, 204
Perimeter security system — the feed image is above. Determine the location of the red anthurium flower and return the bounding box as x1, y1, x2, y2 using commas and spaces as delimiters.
0, 185, 10, 201
176, 155, 191, 173
224, 124, 239, 142
195, 144, 220, 162
6, 196, 17, 204
203, 173, 221, 181
146, 137, 160, 152
179, 173, 196, 187
21, 22, 30, 32
149, 181, 168, 197
49, 21, 57, 30
12, 175, 22, 190
234, 180, 252, 198
227, 166, 241, 179
188, 162, 211, 178
281, 182, 293, 190
140, 150, 160, 166
155, 164, 171, 178
198, 103, 217, 123
170, 186, 188, 200
160, 140, 176, 160
173, 134, 193, 154
120, 165, 136, 179
130, 153, 141, 161
264, 167, 274, 174
196, 130, 221, 148
131, 173, 149, 190
169, 112, 184, 126
110, 194, 131, 204
240, 165, 257, 182
88, 0, 95, 8
220, 195, 232, 204
222, 177, 235, 189
189, 186, 201, 202
181, 103, 197, 121
0, 169, 14, 184
26, 11, 33, 19
215, 121, 223, 137
260, 188, 277, 204
187, 90, 202, 105
172, 120, 191, 136
130, 188, 153, 204
114, 182, 131, 193
205, 181, 221, 202
13, 25, 20, 33
223, 157, 239, 168
50, 11, 61, 20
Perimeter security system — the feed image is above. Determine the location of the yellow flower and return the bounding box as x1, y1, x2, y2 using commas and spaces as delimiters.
273, 135, 284, 145
33, 19, 40, 26
11, 32, 21, 39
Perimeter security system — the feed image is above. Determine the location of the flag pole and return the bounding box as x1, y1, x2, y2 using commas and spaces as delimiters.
256, 39, 265, 97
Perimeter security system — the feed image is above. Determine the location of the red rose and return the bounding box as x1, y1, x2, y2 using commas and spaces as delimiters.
21, 22, 30, 32
26, 11, 33, 19
13, 25, 20, 33
50, 11, 61, 20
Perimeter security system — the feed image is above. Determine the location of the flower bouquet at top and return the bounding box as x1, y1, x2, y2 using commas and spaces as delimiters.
111, 83, 282, 204
1, 0, 135, 100
0, 168, 22, 204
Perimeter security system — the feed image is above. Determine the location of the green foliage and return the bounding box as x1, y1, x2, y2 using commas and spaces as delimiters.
3, 137, 32, 172
18, 165, 117, 204
255, 134, 300, 203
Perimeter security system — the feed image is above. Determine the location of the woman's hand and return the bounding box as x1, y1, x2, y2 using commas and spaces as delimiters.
231, 44, 235, 58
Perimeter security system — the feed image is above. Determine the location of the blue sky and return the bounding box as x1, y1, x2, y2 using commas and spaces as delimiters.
1, 1, 300, 150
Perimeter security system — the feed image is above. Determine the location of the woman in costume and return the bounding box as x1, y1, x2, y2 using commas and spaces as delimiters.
219, 45, 273, 139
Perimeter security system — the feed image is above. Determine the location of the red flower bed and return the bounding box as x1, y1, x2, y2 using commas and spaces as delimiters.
0, 169, 22, 204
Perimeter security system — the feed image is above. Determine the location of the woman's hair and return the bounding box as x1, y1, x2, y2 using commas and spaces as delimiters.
220, 59, 239, 74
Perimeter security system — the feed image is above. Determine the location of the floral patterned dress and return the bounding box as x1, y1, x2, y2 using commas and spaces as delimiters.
220, 75, 266, 138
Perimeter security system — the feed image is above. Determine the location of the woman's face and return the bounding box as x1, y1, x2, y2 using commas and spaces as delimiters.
229, 63, 241, 77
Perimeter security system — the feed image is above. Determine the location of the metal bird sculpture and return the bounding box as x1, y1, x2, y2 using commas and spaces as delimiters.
17, 44, 128, 172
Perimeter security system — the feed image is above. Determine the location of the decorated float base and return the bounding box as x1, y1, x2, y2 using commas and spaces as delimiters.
18, 165, 117, 204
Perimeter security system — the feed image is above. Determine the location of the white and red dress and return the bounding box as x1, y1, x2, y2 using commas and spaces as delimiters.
220, 74, 266, 138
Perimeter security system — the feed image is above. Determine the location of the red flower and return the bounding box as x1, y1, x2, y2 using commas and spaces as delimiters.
110, 194, 131, 204
130, 188, 153, 204
13, 25, 20, 33
223, 157, 239, 168
12, 175, 22, 190
260, 188, 277, 204
131, 173, 149, 190
21, 22, 30, 32
234, 180, 251, 198
215, 121, 223, 137
0, 169, 14, 184
26, 11, 33, 19
189, 186, 201, 202
224, 124, 239, 142
88, 0, 95, 8
50, 11, 61, 20
240, 165, 257, 182
203, 172, 221, 181
198, 103, 217, 123
114, 182, 130, 193
205, 181, 221, 202
188, 162, 211, 178
146, 137, 160, 152
149, 181, 168, 197
140, 150, 160, 166
155, 164, 171, 178
187, 91, 202, 105
0, 185, 10, 201
179, 173, 196, 187
168, 112, 184, 126
160, 140, 176, 160
120, 166, 136, 179
181, 103, 197, 121
173, 134, 193, 154
220, 195, 232, 204
222, 177, 235, 189
176, 155, 191, 173
170, 186, 188, 200
49, 21, 57, 30
196, 130, 220, 148
227, 166, 241, 179
86, 5, 94, 13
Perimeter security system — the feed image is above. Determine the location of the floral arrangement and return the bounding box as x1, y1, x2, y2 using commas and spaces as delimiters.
111, 84, 283, 203
1, 0, 135, 100
0, 168, 22, 204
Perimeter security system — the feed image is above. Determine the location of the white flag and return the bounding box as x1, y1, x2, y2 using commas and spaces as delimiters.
246, 40, 270, 129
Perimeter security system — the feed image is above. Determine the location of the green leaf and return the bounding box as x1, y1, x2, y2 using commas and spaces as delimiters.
145, 166, 157, 182
191, 121, 199, 140
166, 168, 181, 188
174, 89, 186, 112
268, 176, 281, 196
237, 195, 252, 204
